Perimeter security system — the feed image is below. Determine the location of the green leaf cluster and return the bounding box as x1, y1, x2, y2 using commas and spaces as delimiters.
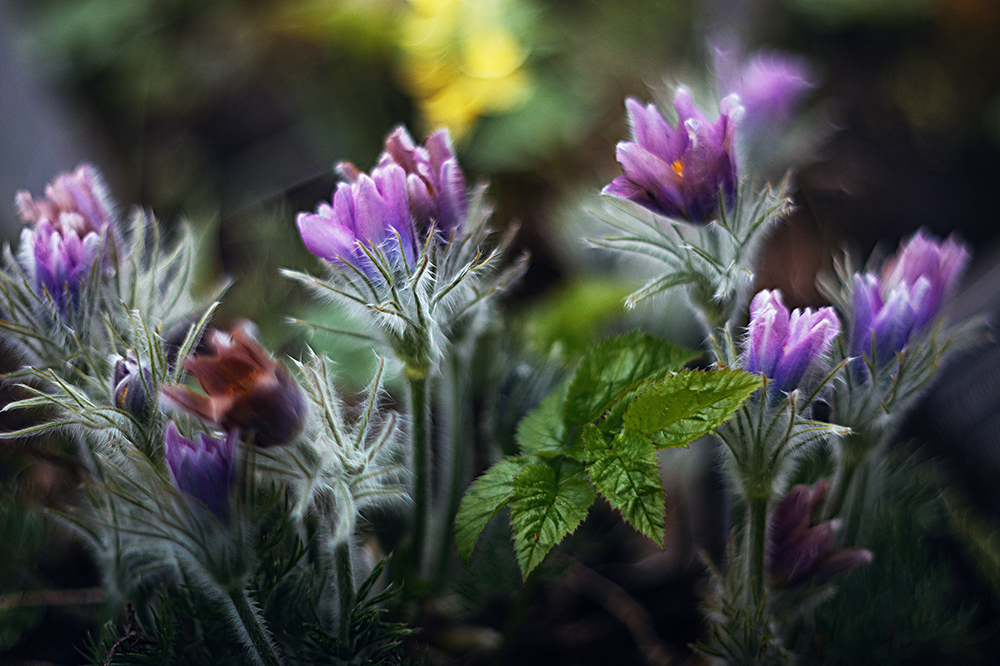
455, 332, 758, 579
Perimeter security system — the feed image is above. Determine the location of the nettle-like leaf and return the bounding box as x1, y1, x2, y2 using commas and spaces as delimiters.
515, 379, 584, 461
454, 458, 526, 565
624, 369, 759, 448
508, 462, 595, 579
564, 333, 698, 425
582, 425, 665, 544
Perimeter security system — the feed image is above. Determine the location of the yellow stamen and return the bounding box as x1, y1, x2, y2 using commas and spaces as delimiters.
670, 160, 684, 177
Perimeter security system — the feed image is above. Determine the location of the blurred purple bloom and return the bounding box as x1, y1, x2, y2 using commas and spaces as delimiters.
114, 353, 154, 418
850, 230, 969, 365
603, 89, 742, 224
15, 165, 115, 315
162, 322, 306, 448
768, 479, 872, 588
380, 126, 468, 235
297, 162, 417, 276
16, 164, 115, 237
716, 49, 814, 129
744, 289, 840, 393
165, 423, 236, 520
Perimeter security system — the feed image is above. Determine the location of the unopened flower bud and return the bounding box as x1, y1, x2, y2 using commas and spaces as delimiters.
161, 322, 306, 447
113, 353, 154, 418
744, 289, 840, 393
768, 479, 871, 588
164, 423, 235, 520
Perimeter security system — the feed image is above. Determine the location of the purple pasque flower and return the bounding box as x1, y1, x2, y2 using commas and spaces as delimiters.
768, 479, 872, 588
379, 126, 468, 235
744, 289, 840, 394
603, 88, 742, 224
15, 164, 115, 314
297, 161, 417, 276
850, 230, 969, 365
164, 423, 236, 520
716, 48, 814, 129
16, 164, 115, 238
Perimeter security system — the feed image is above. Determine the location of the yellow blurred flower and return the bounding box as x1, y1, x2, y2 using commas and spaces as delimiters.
401, 0, 533, 140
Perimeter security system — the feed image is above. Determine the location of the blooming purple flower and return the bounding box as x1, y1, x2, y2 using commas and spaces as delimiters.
164, 423, 236, 520
850, 230, 969, 365
162, 322, 306, 448
379, 126, 468, 235
744, 289, 840, 393
768, 479, 872, 588
297, 161, 417, 276
603, 88, 742, 224
15, 164, 115, 315
716, 49, 813, 130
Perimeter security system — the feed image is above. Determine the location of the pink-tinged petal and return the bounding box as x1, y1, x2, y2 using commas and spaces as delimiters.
296, 212, 358, 263
625, 97, 681, 163
335, 161, 363, 183
424, 129, 456, 176
813, 547, 873, 584
745, 290, 790, 378
383, 126, 420, 174
616, 141, 685, 217
772, 522, 834, 587
406, 173, 434, 228
437, 158, 467, 233
770, 484, 814, 547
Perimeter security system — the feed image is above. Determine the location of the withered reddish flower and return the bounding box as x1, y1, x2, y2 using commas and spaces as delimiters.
162, 323, 305, 447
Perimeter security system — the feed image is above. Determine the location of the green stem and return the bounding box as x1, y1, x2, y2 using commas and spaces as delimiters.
227, 586, 282, 666
434, 353, 468, 590
408, 374, 430, 575
334, 541, 355, 643
748, 496, 768, 604
842, 460, 871, 547
824, 455, 858, 523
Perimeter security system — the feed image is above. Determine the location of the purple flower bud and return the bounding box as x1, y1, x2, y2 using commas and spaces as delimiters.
297, 163, 417, 276
768, 480, 871, 588
850, 230, 969, 365
744, 290, 840, 393
716, 49, 814, 129
380, 126, 468, 235
113, 353, 155, 418
15, 165, 116, 316
162, 322, 306, 448
603, 89, 742, 224
164, 423, 236, 520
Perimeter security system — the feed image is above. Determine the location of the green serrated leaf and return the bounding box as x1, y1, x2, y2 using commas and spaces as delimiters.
509, 462, 595, 579
583, 425, 665, 544
455, 458, 525, 565
623, 369, 758, 448
565, 333, 699, 426
516, 379, 584, 461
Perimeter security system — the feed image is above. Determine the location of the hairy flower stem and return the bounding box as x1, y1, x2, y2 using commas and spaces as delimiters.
748, 496, 768, 604
408, 374, 430, 575
227, 586, 282, 666
842, 461, 871, 547
334, 542, 355, 643
825, 456, 858, 523
434, 353, 469, 591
